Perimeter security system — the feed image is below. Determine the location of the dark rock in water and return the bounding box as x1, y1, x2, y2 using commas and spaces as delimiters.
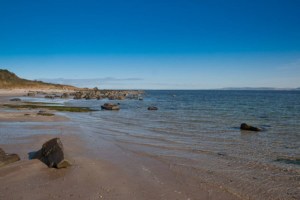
60, 93, 70, 99
27, 92, 36, 97
10, 98, 21, 101
101, 103, 120, 110
240, 123, 261, 131
0, 147, 20, 167
33, 138, 71, 168
45, 95, 55, 99
275, 156, 300, 165
148, 106, 158, 111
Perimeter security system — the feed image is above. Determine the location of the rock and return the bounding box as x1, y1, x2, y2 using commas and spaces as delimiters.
148, 106, 158, 111
60, 93, 70, 99
0, 147, 20, 167
57, 159, 72, 168
36, 91, 48, 95
240, 123, 261, 131
27, 92, 36, 97
36, 138, 71, 168
101, 103, 120, 110
10, 98, 21, 101
37, 110, 55, 116
73, 92, 83, 99
45, 95, 55, 99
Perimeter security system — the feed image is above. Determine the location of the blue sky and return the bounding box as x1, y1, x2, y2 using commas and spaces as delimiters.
1, 0, 300, 89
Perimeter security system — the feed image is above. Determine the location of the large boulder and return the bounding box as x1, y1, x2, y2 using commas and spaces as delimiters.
240, 123, 261, 131
101, 103, 120, 110
0, 148, 20, 167
34, 138, 71, 168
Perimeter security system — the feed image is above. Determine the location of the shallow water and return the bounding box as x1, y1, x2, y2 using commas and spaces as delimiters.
7, 90, 300, 199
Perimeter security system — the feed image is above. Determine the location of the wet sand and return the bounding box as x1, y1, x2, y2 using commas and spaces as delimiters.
0, 92, 239, 200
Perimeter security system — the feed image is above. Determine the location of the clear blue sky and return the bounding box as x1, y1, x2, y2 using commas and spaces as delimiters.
1, 0, 300, 89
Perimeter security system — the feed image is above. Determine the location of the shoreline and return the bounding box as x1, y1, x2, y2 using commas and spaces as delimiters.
0, 91, 239, 200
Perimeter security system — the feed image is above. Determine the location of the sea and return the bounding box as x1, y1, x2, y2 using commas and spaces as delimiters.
3, 90, 300, 199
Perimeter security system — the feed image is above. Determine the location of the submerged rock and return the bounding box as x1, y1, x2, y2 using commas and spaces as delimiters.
10, 98, 21, 101
240, 123, 261, 131
101, 103, 120, 110
0, 147, 20, 167
275, 156, 300, 165
61, 93, 69, 98
33, 138, 71, 169
148, 106, 158, 111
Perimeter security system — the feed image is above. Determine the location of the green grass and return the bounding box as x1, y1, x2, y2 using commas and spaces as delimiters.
3, 104, 94, 112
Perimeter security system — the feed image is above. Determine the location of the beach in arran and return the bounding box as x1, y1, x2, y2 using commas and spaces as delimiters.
1, 81, 299, 199
1, 0, 300, 199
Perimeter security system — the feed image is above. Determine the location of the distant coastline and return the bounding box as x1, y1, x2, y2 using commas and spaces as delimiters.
220, 87, 300, 91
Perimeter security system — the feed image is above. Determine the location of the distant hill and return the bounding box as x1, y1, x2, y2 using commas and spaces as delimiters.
0, 69, 78, 90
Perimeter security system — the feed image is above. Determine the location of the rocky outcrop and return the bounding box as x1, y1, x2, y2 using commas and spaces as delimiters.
101, 103, 120, 110
32, 138, 71, 169
72, 89, 143, 100
240, 123, 261, 131
0, 148, 20, 167
148, 106, 158, 110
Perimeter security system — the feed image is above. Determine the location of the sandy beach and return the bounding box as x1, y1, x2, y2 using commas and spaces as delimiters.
0, 90, 239, 200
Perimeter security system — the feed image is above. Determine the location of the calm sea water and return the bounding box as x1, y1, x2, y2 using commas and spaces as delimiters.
63, 90, 300, 199
6, 90, 299, 199
64, 90, 300, 166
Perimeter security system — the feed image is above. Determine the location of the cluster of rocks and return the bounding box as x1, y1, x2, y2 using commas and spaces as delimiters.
72, 89, 143, 100
26, 89, 143, 101
1, 138, 70, 169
